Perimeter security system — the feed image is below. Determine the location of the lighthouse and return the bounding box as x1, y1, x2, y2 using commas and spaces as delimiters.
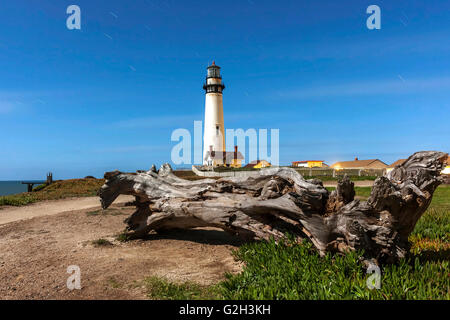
203, 61, 226, 165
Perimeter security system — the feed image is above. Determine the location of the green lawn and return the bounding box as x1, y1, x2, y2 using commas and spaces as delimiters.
326, 186, 372, 199
220, 239, 449, 300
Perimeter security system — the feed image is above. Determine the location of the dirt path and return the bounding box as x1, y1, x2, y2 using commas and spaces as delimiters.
322, 180, 374, 187
0, 200, 242, 300
0, 195, 133, 225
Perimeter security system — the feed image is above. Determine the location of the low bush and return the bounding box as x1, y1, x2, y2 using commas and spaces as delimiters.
0, 194, 37, 206
32, 183, 48, 192
91, 238, 113, 247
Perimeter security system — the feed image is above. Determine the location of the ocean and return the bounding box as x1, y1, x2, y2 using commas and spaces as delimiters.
0, 181, 41, 196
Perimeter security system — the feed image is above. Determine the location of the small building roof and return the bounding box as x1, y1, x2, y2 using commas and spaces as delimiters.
244, 162, 258, 168
331, 159, 387, 169
244, 160, 270, 168
292, 160, 324, 164
387, 159, 407, 168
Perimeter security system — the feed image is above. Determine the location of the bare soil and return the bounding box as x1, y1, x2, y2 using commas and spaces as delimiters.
0, 198, 243, 300
0, 195, 131, 225
322, 181, 374, 187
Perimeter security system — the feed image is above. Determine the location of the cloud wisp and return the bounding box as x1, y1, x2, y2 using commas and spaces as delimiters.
94, 145, 168, 153
112, 114, 203, 129
277, 76, 450, 99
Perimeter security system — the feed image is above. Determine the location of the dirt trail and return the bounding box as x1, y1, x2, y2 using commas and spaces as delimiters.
322, 180, 374, 187
0, 199, 242, 300
0, 195, 133, 225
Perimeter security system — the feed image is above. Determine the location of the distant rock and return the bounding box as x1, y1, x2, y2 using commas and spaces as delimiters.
84, 176, 96, 179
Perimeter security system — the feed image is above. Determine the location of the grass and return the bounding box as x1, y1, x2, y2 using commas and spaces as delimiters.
32, 183, 48, 192
326, 186, 372, 202
424, 185, 450, 210
107, 277, 122, 289
219, 239, 449, 300
143, 276, 221, 300
409, 186, 450, 255
0, 178, 105, 207
0, 194, 37, 206
411, 208, 450, 241
86, 208, 125, 216
116, 231, 132, 242
91, 238, 113, 247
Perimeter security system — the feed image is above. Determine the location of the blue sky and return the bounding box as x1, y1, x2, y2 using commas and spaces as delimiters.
0, 0, 449, 179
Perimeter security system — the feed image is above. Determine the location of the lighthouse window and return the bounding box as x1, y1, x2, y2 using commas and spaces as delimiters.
208, 68, 220, 78
216, 126, 219, 136
208, 69, 215, 78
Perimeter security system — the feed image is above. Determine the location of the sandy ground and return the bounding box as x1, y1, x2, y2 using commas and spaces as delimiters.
322, 180, 374, 187
0, 195, 133, 225
0, 198, 243, 300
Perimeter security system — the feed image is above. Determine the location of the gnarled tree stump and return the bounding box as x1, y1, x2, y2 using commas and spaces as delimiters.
98, 151, 447, 264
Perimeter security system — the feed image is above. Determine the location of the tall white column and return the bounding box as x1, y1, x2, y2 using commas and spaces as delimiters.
202, 62, 225, 165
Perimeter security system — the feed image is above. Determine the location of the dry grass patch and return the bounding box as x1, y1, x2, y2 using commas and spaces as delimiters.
0, 178, 105, 207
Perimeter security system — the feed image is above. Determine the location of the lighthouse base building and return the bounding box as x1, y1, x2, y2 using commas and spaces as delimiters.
204, 145, 244, 168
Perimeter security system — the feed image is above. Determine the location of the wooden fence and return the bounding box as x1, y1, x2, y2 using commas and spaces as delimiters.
293, 167, 386, 177
192, 165, 386, 178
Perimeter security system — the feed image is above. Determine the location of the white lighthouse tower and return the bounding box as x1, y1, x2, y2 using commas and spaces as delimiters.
203, 61, 226, 165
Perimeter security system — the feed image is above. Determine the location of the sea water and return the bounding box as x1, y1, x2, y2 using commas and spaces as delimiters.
0, 181, 31, 196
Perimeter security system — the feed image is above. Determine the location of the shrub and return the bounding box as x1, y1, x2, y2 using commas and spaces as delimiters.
116, 232, 131, 242
0, 194, 37, 206
91, 238, 113, 247
32, 183, 48, 192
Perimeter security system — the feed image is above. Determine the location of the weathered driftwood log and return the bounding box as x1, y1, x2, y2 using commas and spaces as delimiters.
98, 151, 447, 264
